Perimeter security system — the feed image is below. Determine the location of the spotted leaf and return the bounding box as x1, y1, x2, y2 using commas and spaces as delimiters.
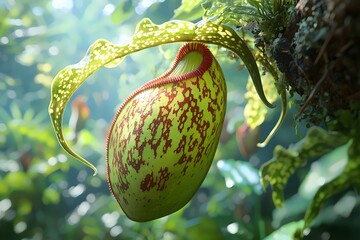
302, 133, 359, 229
49, 18, 273, 175
260, 126, 349, 207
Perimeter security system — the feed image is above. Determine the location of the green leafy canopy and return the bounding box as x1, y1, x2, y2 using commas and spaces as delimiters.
48, 18, 275, 175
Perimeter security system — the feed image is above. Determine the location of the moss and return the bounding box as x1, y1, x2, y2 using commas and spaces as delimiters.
271, 0, 360, 128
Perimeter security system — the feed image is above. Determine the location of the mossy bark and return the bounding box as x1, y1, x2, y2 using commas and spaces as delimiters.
272, 0, 360, 127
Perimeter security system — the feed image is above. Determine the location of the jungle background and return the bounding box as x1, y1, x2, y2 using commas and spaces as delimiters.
0, 0, 359, 239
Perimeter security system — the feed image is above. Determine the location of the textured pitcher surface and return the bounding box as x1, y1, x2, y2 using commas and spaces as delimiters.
106, 43, 227, 221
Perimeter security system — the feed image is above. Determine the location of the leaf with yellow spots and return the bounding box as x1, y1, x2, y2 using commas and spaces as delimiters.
49, 18, 275, 174
260, 126, 349, 208
300, 132, 359, 232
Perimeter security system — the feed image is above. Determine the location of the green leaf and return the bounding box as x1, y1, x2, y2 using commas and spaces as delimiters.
202, 0, 259, 26
299, 143, 349, 199
303, 135, 360, 228
111, 0, 133, 25
260, 126, 349, 207
272, 144, 350, 231
217, 159, 262, 195
49, 18, 274, 174
173, 0, 204, 21
264, 220, 304, 240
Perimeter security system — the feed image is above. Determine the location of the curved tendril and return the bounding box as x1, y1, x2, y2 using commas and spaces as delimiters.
257, 88, 287, 148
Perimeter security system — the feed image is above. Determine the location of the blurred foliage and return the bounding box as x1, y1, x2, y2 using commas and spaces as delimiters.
172, 0, 204, 21
1, 0, 359, 240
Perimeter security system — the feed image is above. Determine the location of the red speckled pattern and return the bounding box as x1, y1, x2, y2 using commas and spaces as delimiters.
106, 43, 226, 221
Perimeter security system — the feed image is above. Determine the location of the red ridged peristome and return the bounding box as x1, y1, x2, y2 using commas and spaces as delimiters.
106, 43, 226, 221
